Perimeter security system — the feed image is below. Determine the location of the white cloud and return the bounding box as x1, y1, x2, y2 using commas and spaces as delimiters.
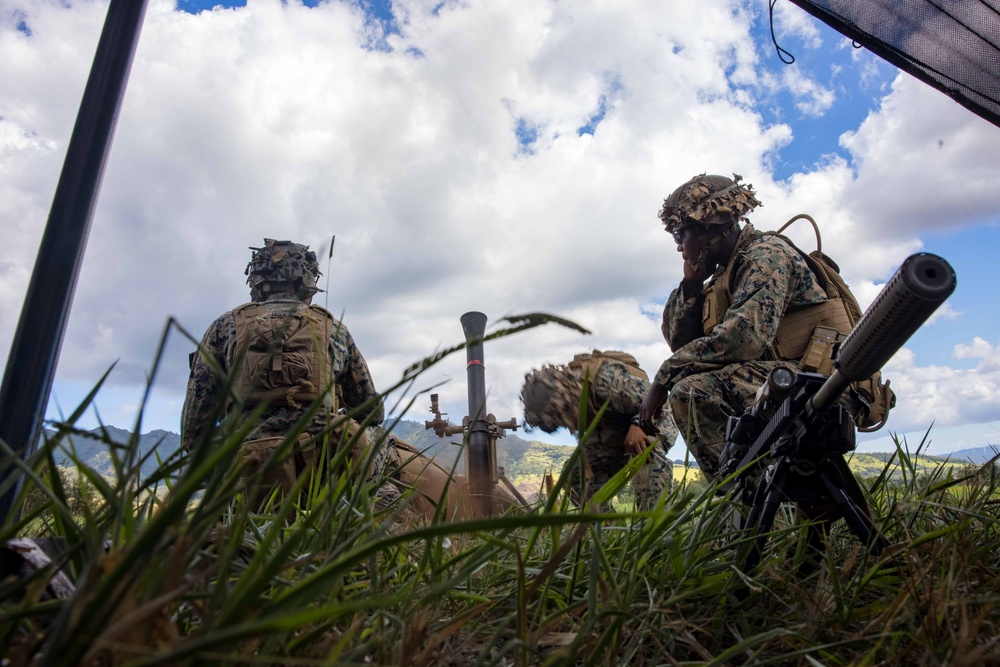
839, 73, 1000, 236
0, 0, 997, 458
877, 339, 1000, 434
781, 66, 835, 117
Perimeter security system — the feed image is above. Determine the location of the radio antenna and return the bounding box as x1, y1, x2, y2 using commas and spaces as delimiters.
323, 234, 335, 310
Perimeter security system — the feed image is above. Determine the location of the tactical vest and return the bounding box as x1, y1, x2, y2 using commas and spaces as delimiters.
230, 301, 337, 411
701, 217, 895, 432
567, 350, 648, 421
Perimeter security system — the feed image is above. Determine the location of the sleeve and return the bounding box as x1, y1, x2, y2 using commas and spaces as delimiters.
591, 361, 646, 417
661, 280, 706, 351
652, 244, 801, 390
334, 325, 385, 425
652, 406, 680, 449
180, 314, 231, 452
594, 362, 679, 448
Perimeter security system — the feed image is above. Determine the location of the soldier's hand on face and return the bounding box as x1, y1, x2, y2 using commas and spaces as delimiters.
676, 225, 711, 283
625, 425, 649, 457
683, 258, 711, 283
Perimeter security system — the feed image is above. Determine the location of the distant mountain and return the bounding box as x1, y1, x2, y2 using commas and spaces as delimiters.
941, 445, 1000, 465
384, 419, 466, 466
382, 421, 573, 478
39, 419, 572, 484
43, 426, 181, 479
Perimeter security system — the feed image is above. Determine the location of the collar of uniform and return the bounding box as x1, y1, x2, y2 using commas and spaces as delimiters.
261, 294, 301, 304
710, 222, 756, 279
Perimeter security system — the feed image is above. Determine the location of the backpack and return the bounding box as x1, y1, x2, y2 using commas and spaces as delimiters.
568, 350, 648, 383
772, 214, 895, 432
567, 350, 649, 419
230, 301, 337, 411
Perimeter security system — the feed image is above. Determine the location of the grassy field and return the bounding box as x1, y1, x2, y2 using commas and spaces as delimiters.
6, 419, 999, 665
2, 317, 999, 666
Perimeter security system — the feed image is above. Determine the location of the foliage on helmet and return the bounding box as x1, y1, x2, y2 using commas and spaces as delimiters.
658, 173, 762, 235
520, 364, 582, 434
245, 238, 322, 301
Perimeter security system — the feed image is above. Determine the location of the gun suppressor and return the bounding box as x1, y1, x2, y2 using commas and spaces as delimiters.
461, 311, 494, 514
811, 252, 956, 412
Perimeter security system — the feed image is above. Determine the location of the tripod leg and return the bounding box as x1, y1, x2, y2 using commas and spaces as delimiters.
743, 462, 789, 572
819, 458, 889, 555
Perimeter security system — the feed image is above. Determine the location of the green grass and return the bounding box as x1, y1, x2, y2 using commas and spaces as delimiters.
2, 316, 1000, 665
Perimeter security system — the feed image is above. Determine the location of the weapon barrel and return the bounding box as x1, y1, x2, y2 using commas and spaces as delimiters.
811, 253, 956, 412
461, 311, 494, 515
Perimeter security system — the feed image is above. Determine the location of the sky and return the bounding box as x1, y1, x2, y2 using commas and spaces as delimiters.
2, 0, 1000, 460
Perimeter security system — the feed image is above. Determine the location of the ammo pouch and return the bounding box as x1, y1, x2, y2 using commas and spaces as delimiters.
775, 303, 895, 432
851, 373, 895, 432
701, 285, 731, 336
240, 434, 319, 499
775, 311, 895, 432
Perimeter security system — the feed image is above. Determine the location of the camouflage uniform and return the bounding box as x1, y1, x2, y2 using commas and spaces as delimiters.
523, 356, 678, 509
654, 224, 826, 478
181, 294, 386, 495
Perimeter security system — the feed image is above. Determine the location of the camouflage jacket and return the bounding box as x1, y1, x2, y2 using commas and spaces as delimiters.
654, 224, 826, 390
590, 360, 679, 449
181, 295, 383, 451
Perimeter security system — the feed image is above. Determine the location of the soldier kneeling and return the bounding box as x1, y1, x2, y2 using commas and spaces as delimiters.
520, 350, 678, 510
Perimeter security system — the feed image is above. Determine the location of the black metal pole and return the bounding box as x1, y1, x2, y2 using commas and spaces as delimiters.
0, 0, 149, 526
461, 311, 494, 516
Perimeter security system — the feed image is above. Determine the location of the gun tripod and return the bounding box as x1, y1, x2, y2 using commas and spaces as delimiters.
739, 451, 889, 574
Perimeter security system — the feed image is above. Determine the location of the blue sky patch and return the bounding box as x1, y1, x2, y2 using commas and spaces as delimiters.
358, 0, 399, 52
578, 75, 622, 136
514, 117, 539, 155
12, 9, 31, 36
577, 96, 607, 137
750, 12, 895, 182
176, 0, 245, 12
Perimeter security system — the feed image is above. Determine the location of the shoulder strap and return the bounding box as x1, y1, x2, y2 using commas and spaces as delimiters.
700, 226, 752, 334
767, 215, 864, 325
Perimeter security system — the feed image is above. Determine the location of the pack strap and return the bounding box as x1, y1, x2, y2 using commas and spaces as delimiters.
776, 213, 822, 253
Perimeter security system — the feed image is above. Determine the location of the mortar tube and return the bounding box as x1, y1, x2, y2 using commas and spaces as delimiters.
461, 311, 494, 517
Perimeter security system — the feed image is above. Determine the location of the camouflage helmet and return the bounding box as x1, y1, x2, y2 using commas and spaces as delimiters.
658, 173, 762, 237
520, 364, 583, 434
245, 238, 322, 301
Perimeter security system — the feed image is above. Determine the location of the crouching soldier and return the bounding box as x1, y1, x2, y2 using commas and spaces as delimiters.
520, 350, 678, 510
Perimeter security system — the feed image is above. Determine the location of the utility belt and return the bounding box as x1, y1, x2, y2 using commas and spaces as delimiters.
240, 433, 319, 497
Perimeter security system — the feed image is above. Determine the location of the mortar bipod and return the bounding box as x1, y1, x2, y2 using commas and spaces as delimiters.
425, 393, 529, 508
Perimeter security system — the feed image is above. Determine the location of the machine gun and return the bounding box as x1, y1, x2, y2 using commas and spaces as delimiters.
425, 311, 528, 516
717, 253, 956, 572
